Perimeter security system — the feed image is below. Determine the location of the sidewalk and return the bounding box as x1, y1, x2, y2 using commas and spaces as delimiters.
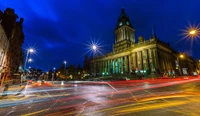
0, 84, 25, 97
0, 86, 5, 95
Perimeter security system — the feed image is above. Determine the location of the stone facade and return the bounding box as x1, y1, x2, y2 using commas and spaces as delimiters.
0, 22, 9, 78
196, 60, 200, 75
90, 8, 196, 76
0, 8, 24, 81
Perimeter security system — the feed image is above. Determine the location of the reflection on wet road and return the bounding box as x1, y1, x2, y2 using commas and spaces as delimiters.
0, 77, 200, 116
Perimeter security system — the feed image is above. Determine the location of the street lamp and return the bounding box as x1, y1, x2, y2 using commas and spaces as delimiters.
46, 71, 49, 81
189, 30, 197, 35
183, 22, 200, 39
52, 67, 56, 83
85, 39, 103, 77
178, 54, 185, 76
29, 48, 34, 52
188, 29, 198, 38
64, 61, 67, 76
92, 45, 97, 50
92, 45, 97, 76
24, 48, 34, 73
180, 54, 184, 58
22, 48, 34, 85
28, 58, 32, 62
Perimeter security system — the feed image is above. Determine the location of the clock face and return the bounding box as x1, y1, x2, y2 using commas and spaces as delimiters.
126, 21, 129, 25
119, 22, 122, 26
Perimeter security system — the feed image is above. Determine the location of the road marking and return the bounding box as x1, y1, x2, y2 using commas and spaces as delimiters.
83, 100, 158, 115
112, 101, 190, 116
139, 94, 195, 102
5, 110, 14, 116
22, 109, 49, 116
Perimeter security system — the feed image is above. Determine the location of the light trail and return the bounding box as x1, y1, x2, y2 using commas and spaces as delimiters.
5, 77, 197, 108
1, 77, 199, 115
113, 101, 190, 116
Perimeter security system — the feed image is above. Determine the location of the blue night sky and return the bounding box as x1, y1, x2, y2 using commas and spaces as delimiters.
0, 0, 200, 71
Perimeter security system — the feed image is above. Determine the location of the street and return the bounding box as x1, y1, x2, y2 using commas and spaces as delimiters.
0, 77, 200, 116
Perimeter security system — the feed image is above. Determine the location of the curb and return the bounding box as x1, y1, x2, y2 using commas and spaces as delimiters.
0, 85, 25, 97
15, 86, 25, 96
0, 86, 5, 96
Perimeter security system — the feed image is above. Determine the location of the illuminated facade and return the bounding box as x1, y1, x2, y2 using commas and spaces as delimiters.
0, 8, 24, 80
90, 8, 196, 76
0, 22, 9, 79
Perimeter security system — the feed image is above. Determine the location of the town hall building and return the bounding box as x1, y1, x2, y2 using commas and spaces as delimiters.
90, 8, 196, 76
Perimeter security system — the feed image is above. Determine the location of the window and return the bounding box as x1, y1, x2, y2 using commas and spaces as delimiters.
119, 22, 122, 26
126, 21, 129, 25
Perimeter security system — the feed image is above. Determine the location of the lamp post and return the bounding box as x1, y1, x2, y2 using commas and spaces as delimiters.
188, 29, 198, 38
64, 61, 67, 76
24, 48, 34, 73
46, 72, 49, 81
92, 45, 97, 76
22, 48, 34, 85
178, 54, 184, 76
52, 67, 56, 83
28, 58, 32, 63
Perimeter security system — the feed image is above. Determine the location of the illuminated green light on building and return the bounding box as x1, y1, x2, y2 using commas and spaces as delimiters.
106, 72, 108, 75
144, 70, 146, 73
121, 72, 123, 74
102, 72, 105, 75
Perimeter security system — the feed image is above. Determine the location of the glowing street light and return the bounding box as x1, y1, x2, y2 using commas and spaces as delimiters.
92, 45, 97, 50
24, 48, 35, 73
84, 38, 103, 77
29, 48, 34, 53
181, 23, 200, 40
91, 44, 97, 76
28, 58, 32, 62
64, 61, 67, 76
64, 61, 67, 64
180, 54, 184, 58
189, 30, 197, 35
179, 23, 200, 56
178, 54, 185, 76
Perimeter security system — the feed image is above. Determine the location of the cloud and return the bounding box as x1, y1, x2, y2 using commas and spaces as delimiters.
1, 0, 200, 71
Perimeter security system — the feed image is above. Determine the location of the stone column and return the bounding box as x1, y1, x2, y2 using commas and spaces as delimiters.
146, 49, 150, 71
105, 60, 107, 73
117, 58, 120, 73
108, 60, 111, 74
121, 57, 124, 73
151, 48, 155, 71
154, 49, 157, 70
154, 48, 160, 72
108, 60, 110, 74
125, 56, 128, 73
129, 54, 132, 73
104, 60, 106, 72
133, 52, 137, 70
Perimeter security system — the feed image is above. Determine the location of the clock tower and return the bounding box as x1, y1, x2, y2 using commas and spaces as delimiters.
113, 8, 135, 51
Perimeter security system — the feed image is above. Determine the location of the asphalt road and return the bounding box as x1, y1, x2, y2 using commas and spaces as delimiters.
0, 77, 200, 116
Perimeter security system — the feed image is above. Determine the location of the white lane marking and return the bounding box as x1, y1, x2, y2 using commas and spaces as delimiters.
5, 110, 14, 116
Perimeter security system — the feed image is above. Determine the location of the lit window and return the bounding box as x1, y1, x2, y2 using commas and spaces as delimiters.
119, 22, 122, 26
126, 21, 129, 25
